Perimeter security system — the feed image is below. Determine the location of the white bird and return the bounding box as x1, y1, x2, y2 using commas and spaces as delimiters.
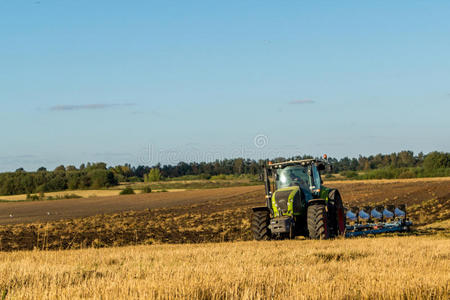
47, 212, 50, 215
9, 214, 13, 218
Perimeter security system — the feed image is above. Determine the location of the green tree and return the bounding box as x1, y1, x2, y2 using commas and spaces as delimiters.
54, 165, 66, 172
398, 151, 415, 167
89, 170, 117, 188
146, 168, 161, 182
233, 158, 244, 174
423, 152, 450, 170
67, 172, 80, 190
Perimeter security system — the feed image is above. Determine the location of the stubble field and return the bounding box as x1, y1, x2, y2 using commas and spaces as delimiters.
0, 236, 448, 299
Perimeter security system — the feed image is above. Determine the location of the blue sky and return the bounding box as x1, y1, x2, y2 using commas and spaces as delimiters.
0, 1, 449, 171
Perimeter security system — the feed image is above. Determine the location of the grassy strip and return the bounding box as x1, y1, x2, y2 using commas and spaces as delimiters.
337, 167, 450, 180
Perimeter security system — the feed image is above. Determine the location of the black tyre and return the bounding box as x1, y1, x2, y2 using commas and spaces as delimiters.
251, 210, 271, 240
307, 203, 329, 240
328, 189, 346, 237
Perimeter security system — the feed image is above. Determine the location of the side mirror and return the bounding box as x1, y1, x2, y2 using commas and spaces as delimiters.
316, 163, 325, 171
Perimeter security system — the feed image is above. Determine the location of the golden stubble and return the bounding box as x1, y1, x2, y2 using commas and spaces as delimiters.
0, 236, 448, 299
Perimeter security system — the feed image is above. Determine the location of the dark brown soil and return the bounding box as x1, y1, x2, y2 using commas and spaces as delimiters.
0, 179, 448, 251
0, 186, 262, 225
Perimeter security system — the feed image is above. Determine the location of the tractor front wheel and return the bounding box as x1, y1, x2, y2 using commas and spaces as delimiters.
307, 203, 329, 240
251, 210, 271, 240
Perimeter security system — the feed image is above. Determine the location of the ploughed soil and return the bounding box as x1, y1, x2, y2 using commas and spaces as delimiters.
0, 178, 449, 251
0, 186, 262, 225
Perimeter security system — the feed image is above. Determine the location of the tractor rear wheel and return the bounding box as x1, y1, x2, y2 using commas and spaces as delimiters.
251, 210, 271, 240
307, 203, 329, 240
328, 189, 346, 237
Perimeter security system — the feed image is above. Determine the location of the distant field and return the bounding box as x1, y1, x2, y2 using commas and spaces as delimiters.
0, 188, 191, 202
124, 178, 261, 191
0, 190, 121, 201
2, 176, 449, 202
0, 236, 448, 299
325, 176, 450, 184
0, 178, 260, 201
0, 178, 449, 299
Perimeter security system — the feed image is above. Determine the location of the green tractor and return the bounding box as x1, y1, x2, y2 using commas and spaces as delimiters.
251, 158, 346, 240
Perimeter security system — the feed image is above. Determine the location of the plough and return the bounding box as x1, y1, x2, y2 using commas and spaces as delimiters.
345, 205, 412, 237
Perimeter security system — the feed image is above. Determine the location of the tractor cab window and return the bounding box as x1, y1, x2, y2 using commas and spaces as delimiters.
276, 166, 310, 189
311, 164, 321, 192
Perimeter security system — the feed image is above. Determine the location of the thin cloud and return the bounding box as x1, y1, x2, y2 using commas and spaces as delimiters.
93, 152, 133, 157
50, 103, 135, 111
0, 154, 37, 160
289, 100, 315, 105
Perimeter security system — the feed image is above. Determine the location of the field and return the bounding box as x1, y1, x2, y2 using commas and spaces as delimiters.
0, 190, 122, 202
0, 178, 449, 299
0, 177, 260, 202
0, 236, 448, 299
0, 178, 449, 251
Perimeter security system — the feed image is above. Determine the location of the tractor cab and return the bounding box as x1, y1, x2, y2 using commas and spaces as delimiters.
269, 159, 327, 198
274, 163, 323, 196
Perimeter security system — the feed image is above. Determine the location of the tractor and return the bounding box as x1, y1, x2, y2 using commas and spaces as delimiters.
251, 157, 411, 240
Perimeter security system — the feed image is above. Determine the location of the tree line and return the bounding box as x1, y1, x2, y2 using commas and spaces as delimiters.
0, 151, 449, 195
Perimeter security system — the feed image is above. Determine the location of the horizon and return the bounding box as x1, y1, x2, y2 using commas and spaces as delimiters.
1, 1, 449, 172
2, 149, 439, 173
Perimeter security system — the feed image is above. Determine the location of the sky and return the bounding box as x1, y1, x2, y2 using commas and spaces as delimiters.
0, 1, 449, 172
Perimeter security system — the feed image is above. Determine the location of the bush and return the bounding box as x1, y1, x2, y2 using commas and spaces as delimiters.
46, 194, 82, 200
169, 174, 212, 181
341, 171, 358, 179
360, 168, 397, 179
127, 176, 142, 183
120, 186, 135, 195
63, 193, 82, 199
398, 169, 416, 179
26, 194, 40, 201
210, 174, 228, 180
141, 186, 152, 194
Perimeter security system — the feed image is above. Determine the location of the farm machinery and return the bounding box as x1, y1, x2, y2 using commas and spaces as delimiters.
251, 157, 412, 240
